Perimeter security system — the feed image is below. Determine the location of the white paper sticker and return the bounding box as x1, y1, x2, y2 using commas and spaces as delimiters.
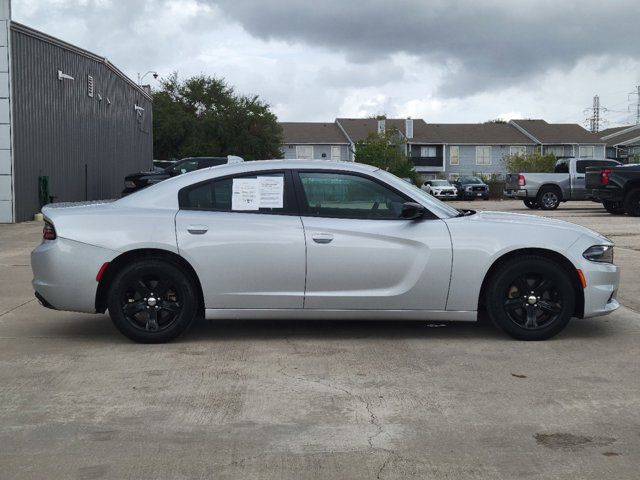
232, 178, 259, 210
258, 176, 284, 209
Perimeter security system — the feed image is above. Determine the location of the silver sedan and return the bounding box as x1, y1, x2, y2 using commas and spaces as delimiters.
32, 160, 619, 343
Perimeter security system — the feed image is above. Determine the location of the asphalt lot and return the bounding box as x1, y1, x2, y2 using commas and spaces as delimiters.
1, 200, 639, 479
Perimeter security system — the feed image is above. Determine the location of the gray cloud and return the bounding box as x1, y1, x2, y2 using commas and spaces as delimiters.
206, 0, 640, 97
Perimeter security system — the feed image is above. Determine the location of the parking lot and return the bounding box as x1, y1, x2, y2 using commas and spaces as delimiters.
1, 200, 639, 479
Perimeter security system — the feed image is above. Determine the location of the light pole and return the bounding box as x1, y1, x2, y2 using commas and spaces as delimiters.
137, 71, 158, 85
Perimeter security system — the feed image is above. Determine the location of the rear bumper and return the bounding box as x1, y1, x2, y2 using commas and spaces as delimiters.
590, 188, 623, 203
31, 237, 118, 313
504, 188, 529, 198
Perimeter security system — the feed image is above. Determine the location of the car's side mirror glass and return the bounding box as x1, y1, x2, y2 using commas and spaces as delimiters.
401, 202, 425, 220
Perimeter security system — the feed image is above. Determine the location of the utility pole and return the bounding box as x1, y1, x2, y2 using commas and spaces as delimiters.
636, 85, 640, 125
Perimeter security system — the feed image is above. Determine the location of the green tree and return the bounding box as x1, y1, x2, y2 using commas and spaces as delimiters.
354, 127, 419, 183
152, 73, 282, 160
504, 151, 557, 173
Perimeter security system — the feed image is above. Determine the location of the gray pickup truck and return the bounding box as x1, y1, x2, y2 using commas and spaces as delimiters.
504, 157, 620, 210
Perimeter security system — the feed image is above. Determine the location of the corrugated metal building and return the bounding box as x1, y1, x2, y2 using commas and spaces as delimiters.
0, 1, 152, 223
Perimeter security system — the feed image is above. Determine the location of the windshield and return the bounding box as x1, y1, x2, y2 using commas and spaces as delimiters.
376, 170, 460, 219
167, 159, 199, 175
431, 180, 451, 186
460, 176, 483, 184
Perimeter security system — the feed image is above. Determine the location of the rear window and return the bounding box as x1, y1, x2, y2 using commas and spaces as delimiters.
576, 160, 619, 173
179, 172, 292, 214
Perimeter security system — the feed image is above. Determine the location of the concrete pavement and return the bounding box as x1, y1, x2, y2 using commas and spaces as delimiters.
1, 200, 639, 479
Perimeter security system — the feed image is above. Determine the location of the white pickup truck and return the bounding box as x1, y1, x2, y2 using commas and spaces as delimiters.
504, 157, 620, 210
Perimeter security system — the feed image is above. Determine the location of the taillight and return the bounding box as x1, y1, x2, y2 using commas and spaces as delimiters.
517, 174, 526, 187
601, 168, 611, 186
43, 221, 56, 240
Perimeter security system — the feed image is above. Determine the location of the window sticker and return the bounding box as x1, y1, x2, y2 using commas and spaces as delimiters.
258, 176, 284, 209
232, 178, 260, 210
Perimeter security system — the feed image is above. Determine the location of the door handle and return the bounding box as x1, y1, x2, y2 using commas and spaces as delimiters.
312, 233, 334, 244
187, 225, 208, 235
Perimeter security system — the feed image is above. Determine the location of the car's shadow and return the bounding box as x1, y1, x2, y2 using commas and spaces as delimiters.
34, 312, 615, 344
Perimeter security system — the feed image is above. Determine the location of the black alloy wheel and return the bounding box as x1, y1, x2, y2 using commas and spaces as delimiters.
486, 255, 575, 340
107, 259, 198, 343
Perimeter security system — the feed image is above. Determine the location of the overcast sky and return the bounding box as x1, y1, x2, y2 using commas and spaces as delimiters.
15, 0, 640, 127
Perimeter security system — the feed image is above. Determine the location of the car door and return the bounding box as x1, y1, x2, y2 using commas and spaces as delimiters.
175, 170, 306, 309
294, 170, 452, 311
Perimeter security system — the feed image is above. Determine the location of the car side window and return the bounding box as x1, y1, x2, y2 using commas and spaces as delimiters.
179, 172, 292, 214
554, 161, 569, 173
297, 172, 407, 220
576, 161, 590, 174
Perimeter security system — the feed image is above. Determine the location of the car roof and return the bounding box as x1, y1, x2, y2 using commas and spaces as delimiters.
117, 159, 380, 208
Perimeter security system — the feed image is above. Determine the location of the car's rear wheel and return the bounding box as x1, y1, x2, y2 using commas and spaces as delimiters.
107, 259, 198, 343
537, 187, 561, 210
623, 188, 640, 217
603, 200, 626, 215
485, 256, 575, 340
523, 199, 539, 209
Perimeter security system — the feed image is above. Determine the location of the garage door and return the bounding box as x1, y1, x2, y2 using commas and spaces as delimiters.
296, 146, 314, 160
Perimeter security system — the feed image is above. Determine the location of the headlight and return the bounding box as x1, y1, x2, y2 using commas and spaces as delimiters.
583, 245, 614, 263
465, 186, 473, 191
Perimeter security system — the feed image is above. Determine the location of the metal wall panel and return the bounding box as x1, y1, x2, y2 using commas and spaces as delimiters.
11, 25, 152, 222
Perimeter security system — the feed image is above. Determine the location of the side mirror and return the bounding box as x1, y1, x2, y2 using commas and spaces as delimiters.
401, 202, 425, 220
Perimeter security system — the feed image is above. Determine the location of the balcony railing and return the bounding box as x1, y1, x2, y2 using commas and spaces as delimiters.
410, 156, 444, 167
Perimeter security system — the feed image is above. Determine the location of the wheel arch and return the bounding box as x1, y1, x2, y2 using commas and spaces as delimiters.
537, 183, 563, 200
95, 248, 204, 315
622, 179, 640, 195
478, 248, 584, 318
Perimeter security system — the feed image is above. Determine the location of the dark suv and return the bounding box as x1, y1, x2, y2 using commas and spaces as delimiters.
123, 157, 231, 195
453, 176, 490, 200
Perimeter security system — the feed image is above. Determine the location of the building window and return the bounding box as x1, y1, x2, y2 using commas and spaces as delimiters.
296, 146, 314, 160
546, 146, 565, 157
476, 146, 492, 165
449, 173, 460, 181
420, 146, 437, 157
450, 146, 459, 165
510, 146, 526, 156
579, 146, 595, 158
87, 75, 94, 98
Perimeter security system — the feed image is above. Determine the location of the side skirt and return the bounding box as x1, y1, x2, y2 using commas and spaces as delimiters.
204, 309, 477, 322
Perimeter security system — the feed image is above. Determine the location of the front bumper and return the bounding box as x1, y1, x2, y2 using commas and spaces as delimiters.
31, 237, 118, 313
460, 190, 490, 199
581, 260, 620, 318
432, 190, 458, 199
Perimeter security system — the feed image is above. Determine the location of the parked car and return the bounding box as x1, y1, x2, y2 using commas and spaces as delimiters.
586, 163, 640, 216
452, 176, 490, 200
504, 158, 620, 210
122, 156, 244, 195
32, 160, 619, 343
421, 179, 458, 199
153, 160, 176, 170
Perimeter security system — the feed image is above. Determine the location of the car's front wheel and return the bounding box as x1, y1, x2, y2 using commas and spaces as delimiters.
485, 255, 575, 340
523, 199, 539, 209
107, 258, 198, 343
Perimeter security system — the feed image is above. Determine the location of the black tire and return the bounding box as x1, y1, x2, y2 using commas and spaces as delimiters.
603, 200, 626, 215
523, 199, 539, 209
107, 258, 198, 343
536, 187, 561, 210
623, 188, 640, 217
485, 255, 575, 340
